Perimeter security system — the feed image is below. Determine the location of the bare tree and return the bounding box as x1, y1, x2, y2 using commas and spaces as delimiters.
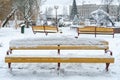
35, 0, 47, 23
0, 0, 46, 27
0, 0, 13, 20
102, 0, 113, 13
117, 0, 120, 21
13, 0, 35, 27
13, 0, 46, 27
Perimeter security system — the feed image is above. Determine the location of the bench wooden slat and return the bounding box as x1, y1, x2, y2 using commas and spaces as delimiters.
32, 26, 58, 34
9, 45, 109, 50
32, 26, 44, 30
44, 26, 58, 30
78, 27, 95, 32
96, 27, 114, 32
5, 56, 114, 63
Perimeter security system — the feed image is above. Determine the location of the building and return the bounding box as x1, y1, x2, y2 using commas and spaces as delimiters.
70, 4, 118, 20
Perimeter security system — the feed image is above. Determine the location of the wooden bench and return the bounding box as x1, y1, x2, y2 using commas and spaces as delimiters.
77, 26, 114, 38
32, 25, 59, 35
5, 37, 114, 71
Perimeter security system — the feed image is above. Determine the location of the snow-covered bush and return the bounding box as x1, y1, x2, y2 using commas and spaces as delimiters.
72, 15, 80, 25
58, 18, 65, 27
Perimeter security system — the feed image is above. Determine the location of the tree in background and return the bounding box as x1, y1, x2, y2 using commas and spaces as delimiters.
117, 0, 120, 21
101, 0, 115, 26
0, 0, 19, 27
46, 7, 53, 19
70, 0, 78, 20
34, 0, 46, 25
102, 0, 113, 14
62, 6, 68, 19
0, 0, 46, 28
13, 0, 36, 27
72, 15, 79, 25
0, 0, 13, 20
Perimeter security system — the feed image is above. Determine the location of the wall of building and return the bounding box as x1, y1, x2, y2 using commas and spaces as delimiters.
70, 4, 118, 20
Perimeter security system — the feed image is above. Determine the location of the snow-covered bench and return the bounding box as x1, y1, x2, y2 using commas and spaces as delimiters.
32, 25, 59, 35
77, 26, 114, 38
5, 37, 114, 71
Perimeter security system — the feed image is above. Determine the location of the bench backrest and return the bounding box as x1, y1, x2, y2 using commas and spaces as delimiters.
78, 26, 114, 33
9, 37, 109, 51
32, 26, 44, 31
32, 26, 58, 31
96, 27, 114, 32
9, 45, 109, 50
78, 26, 95, 32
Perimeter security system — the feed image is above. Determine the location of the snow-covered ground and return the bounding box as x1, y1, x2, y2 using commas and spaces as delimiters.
0, 27, 120, 80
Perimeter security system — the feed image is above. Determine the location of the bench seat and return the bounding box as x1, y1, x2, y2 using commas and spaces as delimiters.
5, 55, 114, 63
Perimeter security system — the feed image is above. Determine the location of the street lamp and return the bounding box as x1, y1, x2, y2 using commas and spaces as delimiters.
54, 6, 59, 27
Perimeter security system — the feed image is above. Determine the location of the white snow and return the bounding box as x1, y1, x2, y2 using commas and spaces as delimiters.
0, 26, 120, 80
9, 36, 108, 48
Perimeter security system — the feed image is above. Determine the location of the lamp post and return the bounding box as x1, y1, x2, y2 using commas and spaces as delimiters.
54, 6, 59, 27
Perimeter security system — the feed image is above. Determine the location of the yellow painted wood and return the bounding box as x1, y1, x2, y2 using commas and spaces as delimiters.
32, 26, 58, 33
44, 26, 58, 30
9, 45, 109, 50
5, 56, 114, 63
78, 27, 95, 32
96, 27, 114, 32
85, 26, 97, 28
32, 26, 44, 30
58, 45, 109, 50
78, 27, 114, 33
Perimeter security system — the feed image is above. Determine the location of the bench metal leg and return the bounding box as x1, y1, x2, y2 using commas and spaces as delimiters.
113, 34, 114, 38
8, 63, 11, 68
105, 49, 112, 56
106, 63, 110, 71
57, 63, 60, 70
33, 31, 36, 34
104, 49, 112, 71
57, 45, 60, 70
45, 32, 48, 36
6, 49, 12, 55
95, 33, 96, 37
